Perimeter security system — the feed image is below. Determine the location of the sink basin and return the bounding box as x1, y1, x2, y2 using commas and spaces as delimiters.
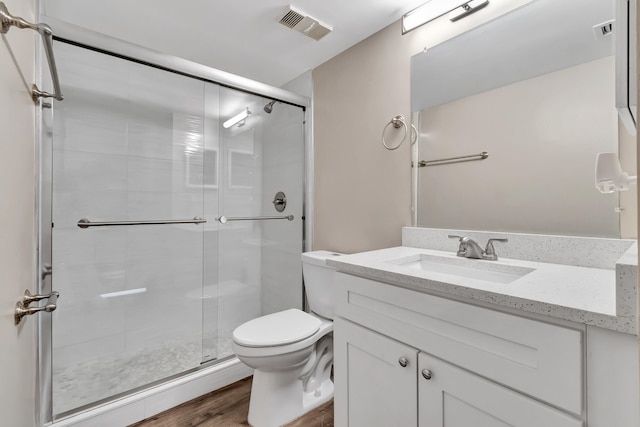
386, 254, 535, 284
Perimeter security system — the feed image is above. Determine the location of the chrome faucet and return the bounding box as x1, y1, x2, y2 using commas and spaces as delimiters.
448, 235, 508, 261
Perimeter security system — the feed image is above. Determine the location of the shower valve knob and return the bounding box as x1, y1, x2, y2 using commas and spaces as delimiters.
272, 191, 287, 213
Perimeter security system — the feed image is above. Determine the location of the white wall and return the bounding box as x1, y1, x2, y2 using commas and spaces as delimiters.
0, 0, 37, 425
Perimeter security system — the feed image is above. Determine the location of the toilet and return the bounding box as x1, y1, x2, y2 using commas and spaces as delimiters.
231, 250, 342, 427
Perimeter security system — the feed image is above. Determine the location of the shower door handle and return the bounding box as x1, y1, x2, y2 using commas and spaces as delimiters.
217, 215, 294, 223
15, 289, 59, 325
77, 217, 206, 228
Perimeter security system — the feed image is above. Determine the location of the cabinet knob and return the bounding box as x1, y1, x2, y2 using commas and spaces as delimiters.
398, 357, 409, 368
421, 369, 433, 380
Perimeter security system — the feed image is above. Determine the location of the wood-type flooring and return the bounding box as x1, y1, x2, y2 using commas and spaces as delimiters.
129, 377, 334, 427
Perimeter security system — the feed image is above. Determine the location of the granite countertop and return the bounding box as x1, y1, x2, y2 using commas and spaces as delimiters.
328, 244, 638, 335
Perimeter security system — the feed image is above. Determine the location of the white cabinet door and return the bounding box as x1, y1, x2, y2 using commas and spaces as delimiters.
334, 318, 418, 427
418, 353, 583, 427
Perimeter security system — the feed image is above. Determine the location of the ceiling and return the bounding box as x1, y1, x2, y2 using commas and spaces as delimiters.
42, 0, 429, 87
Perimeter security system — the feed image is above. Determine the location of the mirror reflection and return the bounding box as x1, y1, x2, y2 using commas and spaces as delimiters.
411, 0, 635, 238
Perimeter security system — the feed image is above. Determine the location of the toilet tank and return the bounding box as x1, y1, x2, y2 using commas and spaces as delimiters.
301, 250, 343, 319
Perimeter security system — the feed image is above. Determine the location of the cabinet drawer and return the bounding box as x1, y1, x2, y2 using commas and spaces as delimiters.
336, 273, 583, 415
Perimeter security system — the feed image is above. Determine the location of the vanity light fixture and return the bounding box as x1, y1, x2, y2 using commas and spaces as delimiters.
595, 152, 637, 193
402, 0, 489, 34
223, 108, 250, 129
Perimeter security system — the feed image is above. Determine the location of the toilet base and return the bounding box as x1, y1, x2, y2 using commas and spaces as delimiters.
247, 368, 334, 427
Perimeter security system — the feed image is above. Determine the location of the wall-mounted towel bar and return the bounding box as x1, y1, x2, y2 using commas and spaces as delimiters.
77, 217, 206, 228
417, 151, 489, 167
217, 215, 294, 224
0, 2, 63, 102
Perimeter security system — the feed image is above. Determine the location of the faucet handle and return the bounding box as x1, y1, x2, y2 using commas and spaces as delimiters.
449, 235, 474, 258
483, 238, 508, 260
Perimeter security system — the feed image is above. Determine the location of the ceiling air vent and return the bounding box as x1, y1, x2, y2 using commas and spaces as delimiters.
278, 6, 333, 41
279, 9, 305, 29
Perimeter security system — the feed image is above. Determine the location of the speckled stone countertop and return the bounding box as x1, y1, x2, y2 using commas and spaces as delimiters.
327, 228, 638, 335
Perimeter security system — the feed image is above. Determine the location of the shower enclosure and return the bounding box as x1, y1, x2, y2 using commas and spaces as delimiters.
39, 38, 307, 421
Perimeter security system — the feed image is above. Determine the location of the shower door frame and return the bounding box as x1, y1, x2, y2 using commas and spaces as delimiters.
36, 17, 312, 425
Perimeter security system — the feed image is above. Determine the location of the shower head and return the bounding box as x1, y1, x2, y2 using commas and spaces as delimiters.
264, 100, 277, 114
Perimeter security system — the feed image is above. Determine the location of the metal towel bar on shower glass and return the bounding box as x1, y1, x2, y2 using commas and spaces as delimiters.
77, 217, 207, 228
217, 215, 294, 224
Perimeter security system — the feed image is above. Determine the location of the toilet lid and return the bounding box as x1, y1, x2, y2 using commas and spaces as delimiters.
233, 309, 322, 347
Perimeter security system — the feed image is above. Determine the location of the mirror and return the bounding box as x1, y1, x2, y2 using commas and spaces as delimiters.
411, 0, 634, 238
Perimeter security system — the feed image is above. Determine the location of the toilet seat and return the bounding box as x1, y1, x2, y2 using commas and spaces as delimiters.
233, 309, 321, 347
232, 310, 333, 359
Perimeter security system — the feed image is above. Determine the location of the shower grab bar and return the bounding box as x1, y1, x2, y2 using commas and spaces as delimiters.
417, 151, 489, 167
217, 215, 294, 224
77, 217, 206, 228
0, 2, 64, 102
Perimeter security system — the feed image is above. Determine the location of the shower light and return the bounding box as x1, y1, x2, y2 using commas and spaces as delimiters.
595, 152, 637, 193
223, 108, 250, 129
402, 0, 489, 34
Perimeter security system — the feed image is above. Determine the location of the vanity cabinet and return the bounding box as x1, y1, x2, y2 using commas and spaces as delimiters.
334, 272, 586, 427
335, 317, 583, 427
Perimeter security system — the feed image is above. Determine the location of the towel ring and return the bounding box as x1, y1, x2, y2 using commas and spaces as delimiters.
382, 115, 407, 150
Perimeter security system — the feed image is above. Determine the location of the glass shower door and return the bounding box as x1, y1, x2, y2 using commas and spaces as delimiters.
45, 38, 306, 421
50, 42, 208, 416
205, 87, 306, 361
